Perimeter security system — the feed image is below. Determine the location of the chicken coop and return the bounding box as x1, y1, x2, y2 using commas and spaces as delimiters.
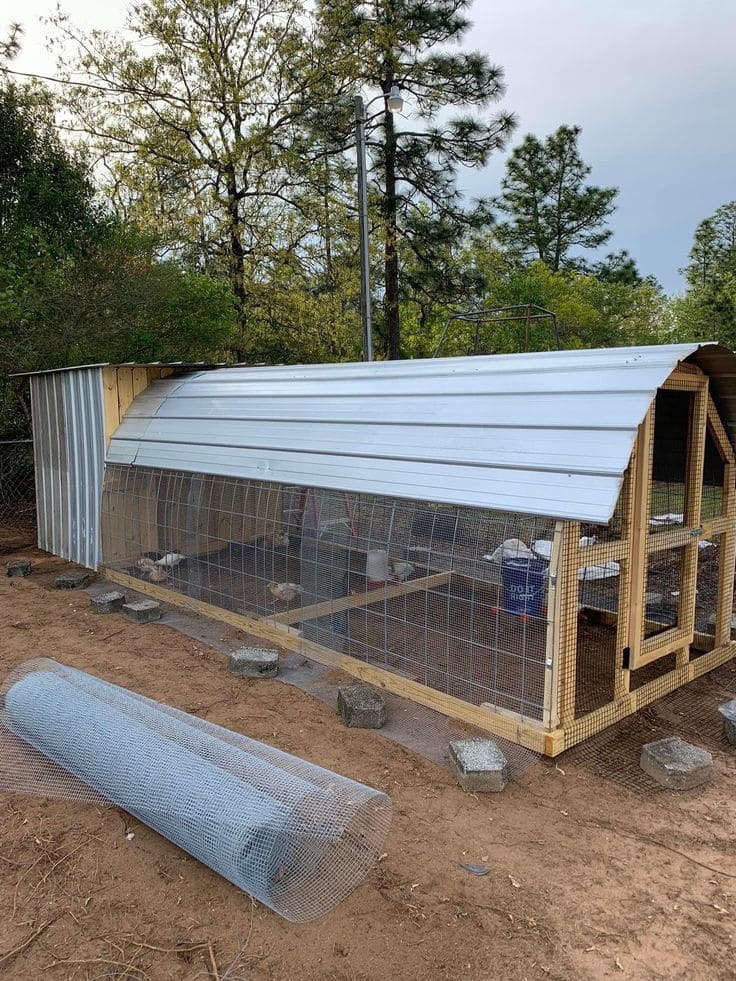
20, 344, 736, 755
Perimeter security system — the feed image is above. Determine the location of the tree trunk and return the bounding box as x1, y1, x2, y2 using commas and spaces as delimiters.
224, 168, 248, 362
383, 85, 401, 360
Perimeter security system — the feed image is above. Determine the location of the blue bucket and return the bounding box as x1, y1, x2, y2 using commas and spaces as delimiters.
501, 558, 548, 617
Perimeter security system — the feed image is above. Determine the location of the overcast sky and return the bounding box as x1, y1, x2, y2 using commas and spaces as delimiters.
11, 0, 736, 292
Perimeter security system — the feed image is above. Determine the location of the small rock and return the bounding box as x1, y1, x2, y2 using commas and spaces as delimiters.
718, 699, 736, 746
640, 736, 713, 790
337, 684, 386, 729
55, 571, 91, 590
228, 647, 279, 678
645, 591, 664, 607
90, 591, 126, 614
123, 600, 161, 623
6, 560, 32, 578
449, 738, 509, 793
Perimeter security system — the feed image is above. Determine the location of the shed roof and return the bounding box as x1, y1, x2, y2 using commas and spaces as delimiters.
9, 361, 228, 378
107, 343, 736, 523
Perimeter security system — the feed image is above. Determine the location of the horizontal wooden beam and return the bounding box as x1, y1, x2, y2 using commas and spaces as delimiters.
645, 515, 730, 553
661, 368, 708, 392
576, 538, 628, 567
102, 567, 553, 753
266, 571, 451, 626
561, 640, 736, 752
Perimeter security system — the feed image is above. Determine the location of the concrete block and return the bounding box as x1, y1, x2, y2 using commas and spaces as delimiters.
337, 684, 386, 729
449, 738, 510, 793
6, 560, 32, 578
640, 736, 713, 790
90, 591, 126, 614
123, 600, 161, 623
718, 699, 736, 746
55, 571, 91, 590
228, 647, 279, 678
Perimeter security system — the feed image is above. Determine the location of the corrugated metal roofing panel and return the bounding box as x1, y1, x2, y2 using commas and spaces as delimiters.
30, 367, 105, 568
10, 361, 228, 378
107, 343, 736, 523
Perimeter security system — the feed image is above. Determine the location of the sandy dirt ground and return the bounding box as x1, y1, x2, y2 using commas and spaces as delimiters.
0, 543, 735, 981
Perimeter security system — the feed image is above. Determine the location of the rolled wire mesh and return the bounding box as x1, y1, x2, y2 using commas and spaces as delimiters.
0, 658, 392, 922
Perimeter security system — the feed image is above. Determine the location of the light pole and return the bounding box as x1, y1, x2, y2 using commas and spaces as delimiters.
354, 85, 403, 362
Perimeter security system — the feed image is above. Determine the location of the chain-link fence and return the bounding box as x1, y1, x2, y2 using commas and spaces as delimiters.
0, 439, 36, 547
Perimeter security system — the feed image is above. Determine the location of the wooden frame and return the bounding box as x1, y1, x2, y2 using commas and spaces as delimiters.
98, 360, 736, 759
264, 572, 451, 626
103, 567, 556, 754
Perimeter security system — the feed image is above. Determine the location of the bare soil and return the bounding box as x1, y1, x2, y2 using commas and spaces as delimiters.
1, 543, 735, 980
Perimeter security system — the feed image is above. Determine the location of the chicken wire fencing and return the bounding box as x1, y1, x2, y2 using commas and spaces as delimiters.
101, 465, 560, 725
0, 439, 35, 542
0, 658, 392, 922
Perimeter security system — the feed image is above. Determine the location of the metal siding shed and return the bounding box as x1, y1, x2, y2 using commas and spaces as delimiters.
108, 343, 736, 524
30, 367, 105, 568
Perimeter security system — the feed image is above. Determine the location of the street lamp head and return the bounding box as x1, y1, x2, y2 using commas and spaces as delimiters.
386, 85, 403, 113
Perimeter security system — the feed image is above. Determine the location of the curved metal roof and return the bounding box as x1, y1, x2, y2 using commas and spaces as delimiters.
106, 342, 736, 523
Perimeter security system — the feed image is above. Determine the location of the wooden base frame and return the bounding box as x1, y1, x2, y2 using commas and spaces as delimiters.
103, 567, 556, 754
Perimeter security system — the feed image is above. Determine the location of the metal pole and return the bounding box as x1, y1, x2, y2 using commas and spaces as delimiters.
354, 95, 373, 361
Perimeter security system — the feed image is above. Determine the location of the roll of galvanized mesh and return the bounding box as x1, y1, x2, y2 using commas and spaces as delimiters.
0, 659, 391, 922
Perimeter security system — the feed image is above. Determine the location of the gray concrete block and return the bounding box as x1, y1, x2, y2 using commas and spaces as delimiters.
90, 591, 126, 614
6, 560, 32, 578
718, 699, 736, 746
123, 600, 161, 623
228, 646, 279, 678
337, 684, 386, 729
449, 738, 510, 793
640, 736, 713, 790
55, 571, 91, 590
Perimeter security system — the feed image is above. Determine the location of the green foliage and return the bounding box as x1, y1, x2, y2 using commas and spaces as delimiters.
402, 250, 669, 358
495, 125, 617, 271
0, 82, 235, 434
52, 0, 341, 360
672, 201, 736, 346
312, 0, 515, 357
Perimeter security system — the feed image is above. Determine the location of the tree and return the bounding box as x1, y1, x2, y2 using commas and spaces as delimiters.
583, 249, 643, 286
400, 246, 669, 358
0, 22, 22, 62
684, 201, 736, 290
52, 0, 343, 360
314, 0, 515, 358
0, 81, 235, 433
673, 201, 736, 345
0, 85, 104, 262
494, 125, 617, 271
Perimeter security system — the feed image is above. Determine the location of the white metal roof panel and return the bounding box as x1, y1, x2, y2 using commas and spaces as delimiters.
107, 343, 736, 523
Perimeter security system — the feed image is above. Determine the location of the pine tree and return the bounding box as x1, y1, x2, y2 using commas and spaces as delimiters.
494, 125, 617, 271
315, 0, 515, 359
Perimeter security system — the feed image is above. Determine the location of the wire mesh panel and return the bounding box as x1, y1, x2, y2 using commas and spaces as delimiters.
101, 465, 558, 725
0, 439, 35, 542
573, 523, 625, 717
0, 658, 392, 922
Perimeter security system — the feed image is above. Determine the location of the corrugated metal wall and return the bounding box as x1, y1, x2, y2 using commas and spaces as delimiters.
30, 368, 105, 568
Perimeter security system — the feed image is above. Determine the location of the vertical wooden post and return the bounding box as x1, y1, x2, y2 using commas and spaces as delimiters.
102, 367, 120, 450
707, 399, 736, 647
613, 466, 634, 698
627, 407, 655, 664
556, 520, 581, 730
677, 380, 708, 666
544, 521, 564, 730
